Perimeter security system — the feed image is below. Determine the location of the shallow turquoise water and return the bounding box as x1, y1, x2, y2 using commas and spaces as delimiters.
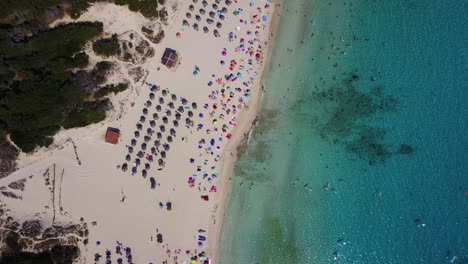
220, 0, 468, 263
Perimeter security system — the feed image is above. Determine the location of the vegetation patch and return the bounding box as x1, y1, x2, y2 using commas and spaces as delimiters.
0, 22, 107, 153
94, 82, 129, 99
93, 34, 120, 57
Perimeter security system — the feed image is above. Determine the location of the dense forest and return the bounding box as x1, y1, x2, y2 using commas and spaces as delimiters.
0, 0, 162, 154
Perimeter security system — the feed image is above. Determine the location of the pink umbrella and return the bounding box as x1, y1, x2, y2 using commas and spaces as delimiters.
221, 50, 227, 56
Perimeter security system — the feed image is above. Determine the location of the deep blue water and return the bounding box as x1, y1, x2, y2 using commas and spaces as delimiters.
220, 0, 468, 263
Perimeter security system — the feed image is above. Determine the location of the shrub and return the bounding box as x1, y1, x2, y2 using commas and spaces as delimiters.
93, 34, 120, 57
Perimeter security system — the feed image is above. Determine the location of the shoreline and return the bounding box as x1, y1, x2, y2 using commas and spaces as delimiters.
209, 1, 283, 262
0, 1, 283, 263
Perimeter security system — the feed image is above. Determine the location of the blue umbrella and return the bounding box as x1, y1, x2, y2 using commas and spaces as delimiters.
193, 71, 199, 76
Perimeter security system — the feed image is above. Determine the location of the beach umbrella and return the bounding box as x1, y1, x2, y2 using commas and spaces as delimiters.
159, 97, 164, 104
145, 163, 150, 170
212, 3, 218, 9
192, 0, 198, 3
160, 125, 165, 132
171, 94, 177, 101
141, 142, 147, 151
193, 23, 199, 31
137, 152, 143, 160
162, 89, 168, 96
165, 109, 172, 117
143, 108, 148, 115
175, 113, 181, 120
192, 102, 198, 109
225, 0, 232, 6
216, 22, 222, 28
183, 20, 190, 26
158, 159, 164, 166
125, 154, 131, 161
221, 7, 228, 13
163, 144, 170, 151
185, 118, 192, 125
167, 136, 173, 143
151, 147, 156, 154
214, 29, 220, 37
213, 119, 218, 125
140, 116, 146, 122
209, 11, 215, 18
170, 128, 176, 136
128, 146, 133, 154
186, 12, 192, 19
168, 102, 175, 109
202, 0, 208, 7
162, 116, 168, 124
189, 5, 195, 11
206, 18, 214, 24
173, 120, 179, 127
153, 113, 159, 120
188, 110, 194, 118
199, 113, 204, 118
221, 50, 227, 56
154, 140, 160, 147
134, 131, 140, 138
149, 92, 155, 100
203, 26, 209, 33
156, 105, 162, 112
131, 139, 137, 146
215, 0, 221, 3
142, 169, 147, 178
144, 135, 151, 142
181, 98, 188, 105
156, 234, 163, 243
136, 123, 143, 130
219, 14, 225, 20
121, 163, 128, 172
220, 60, 225, 65
146, 100, 152, 107
237, 72, 242, 78
176, 32, 181, 38
157, 132, 162, 139
210, 139, 215, 146
199, 8, 205, 15
195, 15, 201, 22
193, 71, 199, 76
161, 151, 166, 159
150, 120, 156, 128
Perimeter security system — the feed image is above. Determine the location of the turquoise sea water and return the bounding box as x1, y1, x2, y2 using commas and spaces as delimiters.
220, 0, 468, 263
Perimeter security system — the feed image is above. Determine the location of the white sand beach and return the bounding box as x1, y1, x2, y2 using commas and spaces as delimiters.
0, 0, 279, 263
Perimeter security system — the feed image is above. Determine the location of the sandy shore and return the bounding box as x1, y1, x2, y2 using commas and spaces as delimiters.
0, 1, 279, 263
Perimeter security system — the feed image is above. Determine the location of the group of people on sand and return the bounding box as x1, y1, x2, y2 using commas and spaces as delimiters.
108, 0, 273, 263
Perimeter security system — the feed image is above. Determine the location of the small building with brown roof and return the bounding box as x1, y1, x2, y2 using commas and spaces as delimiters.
161, 48, 178, 68
105, 127, 120, 144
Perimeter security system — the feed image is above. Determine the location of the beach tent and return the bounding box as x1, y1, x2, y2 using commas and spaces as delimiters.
105, 127, 120, 144
161, 48, 178, 68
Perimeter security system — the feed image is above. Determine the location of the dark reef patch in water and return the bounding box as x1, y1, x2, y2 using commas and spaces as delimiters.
292, 72, 413, 164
